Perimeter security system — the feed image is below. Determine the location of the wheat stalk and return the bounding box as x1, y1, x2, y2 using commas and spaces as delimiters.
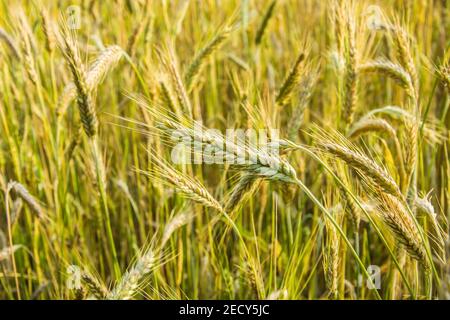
59, 25, 121, 278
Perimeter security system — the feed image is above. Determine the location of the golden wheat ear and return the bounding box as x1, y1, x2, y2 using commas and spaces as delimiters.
0, 27, 20, 59
7, 181, 45, 219
377, 192, 428, 267
58, 45, 124, 117
58, 21, 98, 137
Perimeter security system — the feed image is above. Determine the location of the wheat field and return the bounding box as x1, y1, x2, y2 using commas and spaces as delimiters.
0, 0, 449, 300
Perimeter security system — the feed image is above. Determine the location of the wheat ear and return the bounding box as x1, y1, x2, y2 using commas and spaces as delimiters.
378, 192, 428, 266
40, 8, 56, 54
59, 29, 98, 137
436, 60, 450, 90
342, 6, 358, 126
185, 27, 231, 91
17, 18, 39, 86
415, 196, 447, 266
392, 22, 418, 91
225, 174, 261, 213
319, 142, 403, 200
7, 181, 44, 219
323, 209, 341, 299
81, 271, 108, 299
140, 153, 225, 213
58, 45, 124, 117
275, 52, 305, 106
127, 16, 148, 57
287, 67, 318, 140
0, 27, 20, 59
348, 118, 396, 140
348, 117, 406, 187
358, 59, 416, 101
335, 172, 360, 230
161, 211, 194, 247
159, 49, 192, 116
255, 0, 277, 45
108, 248, 156, 300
